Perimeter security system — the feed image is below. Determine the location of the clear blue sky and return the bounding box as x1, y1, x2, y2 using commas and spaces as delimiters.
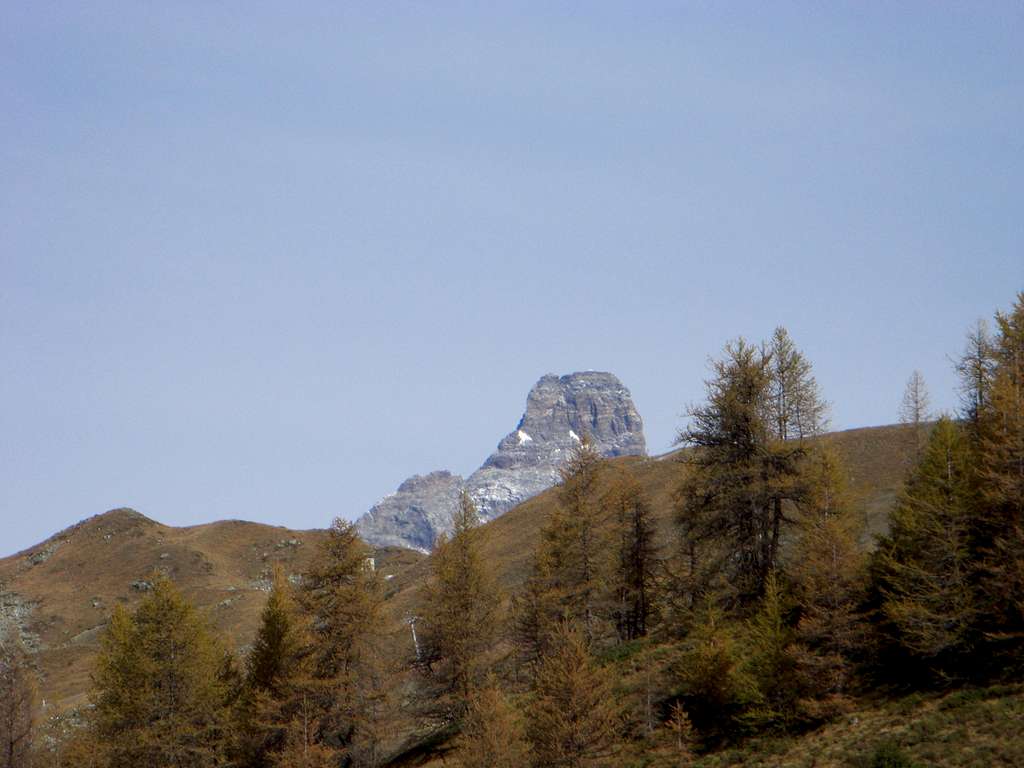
2, 3, 1022, 556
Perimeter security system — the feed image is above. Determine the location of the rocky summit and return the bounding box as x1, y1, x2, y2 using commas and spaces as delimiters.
356, 371, 646, 551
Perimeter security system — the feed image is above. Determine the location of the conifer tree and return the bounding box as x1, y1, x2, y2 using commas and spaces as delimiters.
677, 336, 821, 605
743, 573, 797, 726
83, 576, 232, 768
665, 703, 696, 766
674, 606, 759, 739
971, 292, 1024, 669
527, 621, 620, 768
553, 435, 605, 643
766, 327, 828, 441
955, 319, 995, 439
452, 683, 530, 768
899, 370, 932, 459
0, 633, 35, 768
419, 492, 501, 717
236, 567, 312, 768
788, 447, 866, 719
273, 695, 338, 768
873, 418, 975, 675
248, 567, 304, 696
786, 454, 868, 720
512, 555, 561, 674
523, 435, 606, 650
299, 519, 388, 767
605, 469, 659, 641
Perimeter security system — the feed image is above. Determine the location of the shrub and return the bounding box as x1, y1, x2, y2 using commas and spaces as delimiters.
868, 740, 918, 768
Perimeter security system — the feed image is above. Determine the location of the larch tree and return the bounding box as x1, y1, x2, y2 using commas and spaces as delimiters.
524, 436, 602, 647
899, 370, 932, 459
873, 417, 976, 676
743, 573, 797, 727
677, 336, 821, 606
512, 554, 561, 674
605, 469, 659, 642
0, 632, 35, 768
527, 621, 621, 768
971, 292, 1024, 670
900, 370, 932, 427
452, 683, 530, 768
273, 699, 339, 768
558, 434, 605, 643
787, 448, 866, 719
83, 576, 232, 768
419, 492, 501, 717
236, 566, 313, 768
673, 606, 759, 739
955, 319, 996, 439
766, 326, 828, 442
299, 519, 388, 768
665, 703, 696, 766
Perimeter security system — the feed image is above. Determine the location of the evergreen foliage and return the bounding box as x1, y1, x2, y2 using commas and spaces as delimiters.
80, 576, 232, 768
971, 293, 1024, 672
452, 683, 529, 768
550, 435, 606, 643
512, 553, 561, 673
788, 467, 866, 719
527, 621, 621, 767
743, 573, 798, 727
674, 606, 760, 740
419, 492, 501, 716
299, 518, 388, 767
677, 332, 824, 605
605, 469, 659, 642
235, 566, 312, 768
873, 418, 976, 677
514, 435, 609, 669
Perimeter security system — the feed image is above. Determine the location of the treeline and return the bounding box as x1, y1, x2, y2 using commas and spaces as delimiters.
5, 292, 1022, 767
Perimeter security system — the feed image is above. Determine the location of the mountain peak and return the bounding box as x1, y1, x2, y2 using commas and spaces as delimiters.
355, 371, 645, 551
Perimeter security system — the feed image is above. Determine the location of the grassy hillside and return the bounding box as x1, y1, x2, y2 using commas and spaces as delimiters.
388, 681, 1024, 768
692, 684, 1024, 767
0, 508, 422, 712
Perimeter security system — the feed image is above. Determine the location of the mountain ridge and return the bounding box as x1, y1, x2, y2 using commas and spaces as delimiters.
0, 509, 422, 713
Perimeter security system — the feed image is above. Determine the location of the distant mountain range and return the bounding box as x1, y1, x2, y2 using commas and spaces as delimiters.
355, 371, 647, 551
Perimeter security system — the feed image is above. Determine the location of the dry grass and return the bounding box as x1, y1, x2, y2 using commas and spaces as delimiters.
691, 685, 1024, 768
0, 508, 421, 712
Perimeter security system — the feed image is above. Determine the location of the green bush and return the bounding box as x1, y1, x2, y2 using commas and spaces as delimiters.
868, 740, 918, 768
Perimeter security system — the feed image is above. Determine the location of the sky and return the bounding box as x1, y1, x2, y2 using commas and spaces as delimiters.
2, 2, 1022, 557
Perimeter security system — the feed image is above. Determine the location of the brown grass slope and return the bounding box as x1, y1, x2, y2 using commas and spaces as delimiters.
0, 508, 422, 713
693, 684, 1024, 768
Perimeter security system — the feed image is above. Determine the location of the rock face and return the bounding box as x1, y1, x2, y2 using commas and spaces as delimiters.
355, 372, 645, 551
356, 471, 465, 551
